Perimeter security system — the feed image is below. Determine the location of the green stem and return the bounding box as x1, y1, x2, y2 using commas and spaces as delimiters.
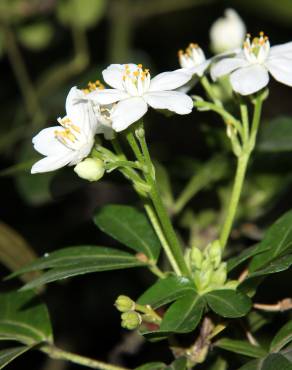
219, 96, 263, 249
240, 103, 249, 143
2, 25, 44, 124
135, 125, 190, 277
144, 202, 181, 276
219, 153, 249, 249
200, 76, 222, 107
41, 345, 128, 370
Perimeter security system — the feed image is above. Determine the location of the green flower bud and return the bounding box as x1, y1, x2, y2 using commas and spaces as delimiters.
115, 295, 135, 312
207, 240, 222, 268
194, 267, 213, 292
74, 158, 105, 182
121, 311, 142, 330
191, 247, 203, 269
210, 262, 227, 287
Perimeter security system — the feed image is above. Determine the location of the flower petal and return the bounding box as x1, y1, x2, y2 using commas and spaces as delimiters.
230, 64, 269, 95
266, 57, 292, 87
32, 127, 70, 156
210, 56, 248, 80
65, 86, 87, 124
111, 97, 148, 132
87, 89, 129, 105
188, 59, 211, 77
144, 91, 193, 114
31, 153, 73, 174
149, 69, 192, 92
270, 42, 292, 59
102, 64, 137, 90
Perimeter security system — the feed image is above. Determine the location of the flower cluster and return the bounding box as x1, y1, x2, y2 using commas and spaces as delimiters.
31, 8, 292, 174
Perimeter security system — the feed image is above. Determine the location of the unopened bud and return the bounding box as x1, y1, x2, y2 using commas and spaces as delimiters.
74, 158, 105, 182
207, 240, 222, 268
210, 262, 227, 287
210, 9, 246, 54
224, 280, 239, 290
121, 311, 142, 330
191, 247, 203, 269
135, 127, 145, 139
115, 295, 135, 312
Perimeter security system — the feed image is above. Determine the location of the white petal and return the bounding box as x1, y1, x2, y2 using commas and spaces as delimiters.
102, 64, 139, 90
211, 57, 248, 80
65, 86, 87, 124
31, 153, 73, 174
149, 69, 192, 92
188, 59, 211, 77
270, 42, 292, 59
176, 76, 199, 93
86, 89, 129, 104
32, 127, 70, 156
111, 97, 148, 132
230, 64, 269, 95
266, 57, 292, 87
144, 91, 193, 114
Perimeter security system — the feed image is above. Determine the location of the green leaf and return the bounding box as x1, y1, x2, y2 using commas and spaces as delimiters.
165, 357, 187, 370
94, 205, 161, 261
205, 290, 251, 318
249, 210, 292, 272
215, 338, 267, 358
137, 276, 196, 309
57, 0, 106, 29
262, 353, 292, 370
0, 290, 53, 345
257, 116, 292, 152
11, 246, 147, 291
17, 22, 53, 50
248, 254, 292, 278
159, 293, 205, 334
271, 320, 292, 353
227, 244, 269, 272
0, 346, 31, 369
135, 363, 166, 370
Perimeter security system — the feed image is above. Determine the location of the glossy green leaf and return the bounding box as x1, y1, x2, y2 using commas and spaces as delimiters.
137, 276, 196, 309
165, 357, 187, 370
248, 254, 292, 278
13, 247, 146, 291
257, 116, 292, 152
205, 290, 251, 318
227, 244, 269, 272
262, 353, 292, 370
0, 346, 31, 369
94, 205, 161, 261
159, 293, 205, 333
0, 290, 53, 345
135, 363, 166, 370
215, 338, 267, 358
249, 210, 292, 272
57, 0, 106, 29
271, 320, 292, 353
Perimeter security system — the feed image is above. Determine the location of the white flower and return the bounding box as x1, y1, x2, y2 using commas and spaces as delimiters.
211, 32, 292, 95
87, 63, 193, 132
210, 9, 246, 54
31, 87, 98, 174
178, 43, 211, 77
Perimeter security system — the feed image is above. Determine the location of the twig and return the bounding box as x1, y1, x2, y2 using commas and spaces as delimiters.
253, 298, 292, 312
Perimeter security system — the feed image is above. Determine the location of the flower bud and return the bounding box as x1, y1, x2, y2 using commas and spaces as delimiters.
210, 9, 246, 54
210, 262, 227, 287
115, 295, 135, 312
74, 158, 105, 182
207, 240, 222, 269
191, 247, 203, 270
224, 280, 239, 290
121, 311, 142, 330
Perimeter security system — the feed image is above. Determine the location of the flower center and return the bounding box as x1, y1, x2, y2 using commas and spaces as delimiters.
243, 32, 270, 64
178, 43, 206, 68
55, 117, 85, 150
82, 80, 105, 94
122, 64, 151, 96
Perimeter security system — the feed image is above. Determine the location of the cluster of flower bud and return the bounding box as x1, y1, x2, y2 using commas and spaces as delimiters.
114, 295, 142, 330
188, 240, 238, 293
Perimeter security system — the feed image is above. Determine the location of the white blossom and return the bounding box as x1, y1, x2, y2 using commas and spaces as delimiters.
178, 43, 211, 77
211, 33, 292, 95
31, 87, 98, 173
87, 63, 193, 132
210, 9, 246, 54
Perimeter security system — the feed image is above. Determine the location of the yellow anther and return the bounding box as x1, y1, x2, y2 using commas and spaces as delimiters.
138, 64, 143, 68
259, 31, 264, 37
